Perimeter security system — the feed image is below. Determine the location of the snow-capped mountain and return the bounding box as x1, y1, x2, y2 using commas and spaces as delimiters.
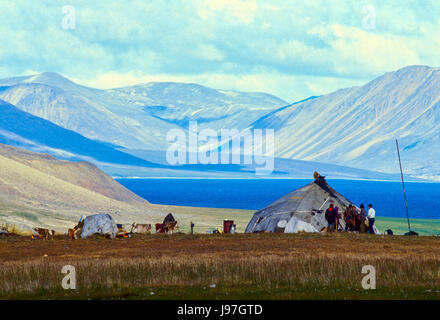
1, 67, 439, 179
0, 73, 177, 150
249, 66, 440, 179
0, 72, 287, 150
1, 97, 404, 181
107, 82, 287, 130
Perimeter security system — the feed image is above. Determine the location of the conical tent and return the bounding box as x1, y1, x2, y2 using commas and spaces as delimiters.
245, 175, 356, 233
163, 213, 176, 225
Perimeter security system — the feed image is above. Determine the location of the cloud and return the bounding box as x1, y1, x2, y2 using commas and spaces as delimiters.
191, 44, 225, 61
1, 0, 440, 101
198, 0, 258, 23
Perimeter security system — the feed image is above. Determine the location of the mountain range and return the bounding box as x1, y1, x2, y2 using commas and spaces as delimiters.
0, 99, 161, 167
0, 72, 286, 150
248, 66, 440, 179
0, 66, 439, 180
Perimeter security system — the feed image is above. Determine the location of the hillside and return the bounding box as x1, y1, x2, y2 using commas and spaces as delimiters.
0, 143, 165, 231
0, 72, 287, 150
0, 143, 148, 203
248, 66, 440, 179
0, 97, 402, 180
0, 99, 160, 167
0, 144, 260, 232
1, 67, 439, 179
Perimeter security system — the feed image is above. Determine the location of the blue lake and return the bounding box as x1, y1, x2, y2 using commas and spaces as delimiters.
117, 179, 440, 220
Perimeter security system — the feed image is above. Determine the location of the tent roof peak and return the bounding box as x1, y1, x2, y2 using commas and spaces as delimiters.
313, 171, 327, 185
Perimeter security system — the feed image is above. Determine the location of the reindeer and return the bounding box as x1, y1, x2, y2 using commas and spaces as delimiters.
133, 223, 151, 234
32, 228, 55, 239
68, 216, 84, 240
164, 221, 178, 234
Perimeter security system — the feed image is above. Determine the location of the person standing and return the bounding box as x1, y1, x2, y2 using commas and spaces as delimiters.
325, 204, 336, 232
359, 204, 367, 233
367, 204, 376, 234
344, 205, 354, 232
351, 205, 360, 231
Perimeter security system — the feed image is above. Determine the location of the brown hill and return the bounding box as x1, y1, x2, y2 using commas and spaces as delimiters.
0, 143, 163, 231
0, 143, 254, 233
0, 144, 147, 203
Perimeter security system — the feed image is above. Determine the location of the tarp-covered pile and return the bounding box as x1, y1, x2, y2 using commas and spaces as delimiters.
81, 213, 118, 239
284, 216, 318, 233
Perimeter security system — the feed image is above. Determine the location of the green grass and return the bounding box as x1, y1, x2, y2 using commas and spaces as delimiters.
376, 216, 440, 236
3, 284, 440, 300
12, 211, 39, 223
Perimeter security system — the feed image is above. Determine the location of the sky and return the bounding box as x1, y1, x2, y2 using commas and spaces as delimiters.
1, 0, 440, 102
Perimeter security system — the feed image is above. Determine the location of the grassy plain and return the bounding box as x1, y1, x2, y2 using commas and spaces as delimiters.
0, 232, 439, 299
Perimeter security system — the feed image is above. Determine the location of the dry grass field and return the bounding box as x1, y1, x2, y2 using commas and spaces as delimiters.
0, 232, 439, 299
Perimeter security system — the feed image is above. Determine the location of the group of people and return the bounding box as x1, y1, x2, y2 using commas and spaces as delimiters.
325, 203, 376, 234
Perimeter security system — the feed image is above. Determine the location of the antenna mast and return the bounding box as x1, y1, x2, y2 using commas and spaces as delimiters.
395, 139, 411, 232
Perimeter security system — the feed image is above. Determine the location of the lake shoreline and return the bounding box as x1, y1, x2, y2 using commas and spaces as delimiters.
117, 178, 440, 220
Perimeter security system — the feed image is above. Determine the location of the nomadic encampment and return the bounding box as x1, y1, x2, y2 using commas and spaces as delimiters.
80, 213, 118, 239
245, 173, 379, 234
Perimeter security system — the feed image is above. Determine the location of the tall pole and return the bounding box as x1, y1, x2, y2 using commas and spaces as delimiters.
396, 139, 411, 232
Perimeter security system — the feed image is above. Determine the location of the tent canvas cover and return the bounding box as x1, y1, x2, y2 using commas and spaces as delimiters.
163, 213, 176, 225
81, 213, 118, 239
245, 175, 377, 234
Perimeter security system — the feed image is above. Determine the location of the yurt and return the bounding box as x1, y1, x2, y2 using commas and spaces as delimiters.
245, 173, 378, 234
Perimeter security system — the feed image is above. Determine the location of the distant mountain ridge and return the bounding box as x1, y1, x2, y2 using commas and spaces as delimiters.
0, 72, 287, 150
0, 99, 160, 167
247, 65, 440, 179
0, 96, 403, 181
0, 67, 439, 179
